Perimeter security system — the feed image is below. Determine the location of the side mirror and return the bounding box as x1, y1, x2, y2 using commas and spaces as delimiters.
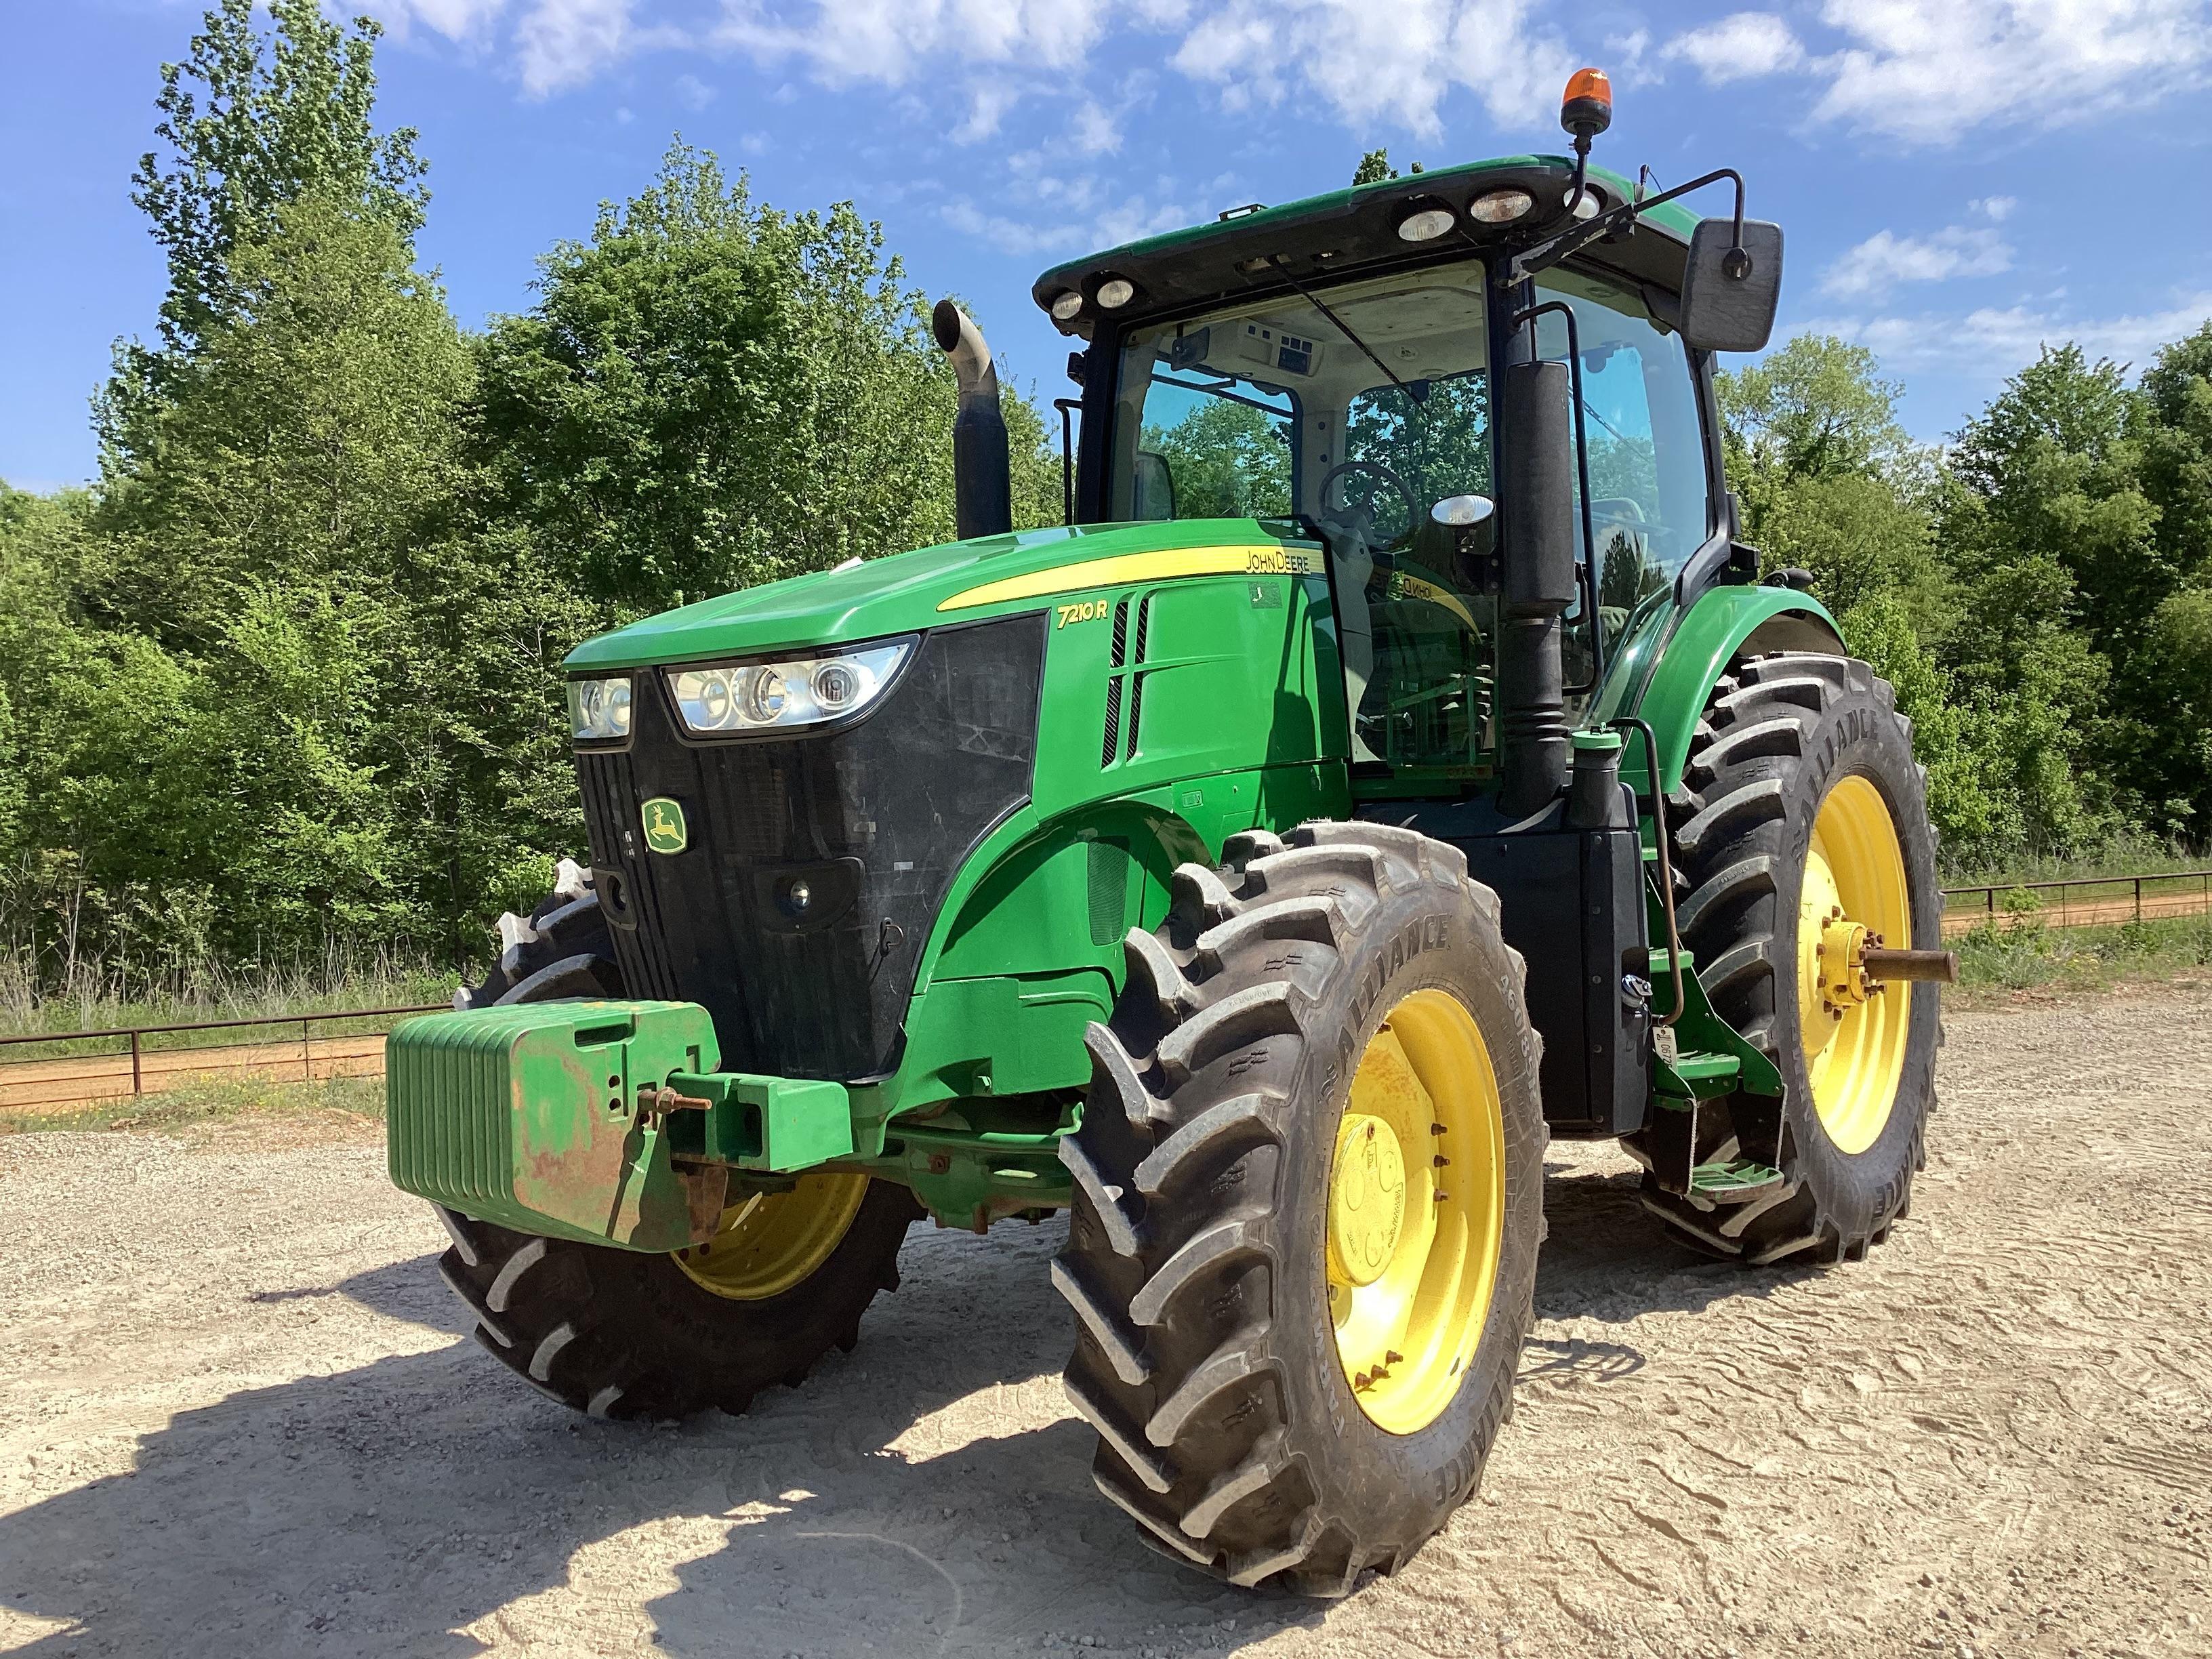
1132, 450, 1176, 521
1679, 218, 1784, 352
1430, 493, 1494, 528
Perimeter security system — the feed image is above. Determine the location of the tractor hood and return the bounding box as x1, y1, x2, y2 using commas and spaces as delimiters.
563, 518, 1309, 673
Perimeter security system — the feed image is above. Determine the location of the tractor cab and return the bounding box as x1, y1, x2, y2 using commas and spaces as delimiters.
1036, 149, 1759, 803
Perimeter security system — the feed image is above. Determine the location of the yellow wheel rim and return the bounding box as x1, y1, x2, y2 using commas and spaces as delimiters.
1797, 775, 1912, 1155
672, 1173, 869, 1300
1327, 989, 1506, 1435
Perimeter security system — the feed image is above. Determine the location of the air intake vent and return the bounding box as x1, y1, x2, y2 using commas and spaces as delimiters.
1101, 675, 1123, 768
1086, 837, 1136, 946
1109, 597, 1129, 668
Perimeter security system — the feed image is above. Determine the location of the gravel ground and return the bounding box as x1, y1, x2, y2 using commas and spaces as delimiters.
2, 988, 2208, 1658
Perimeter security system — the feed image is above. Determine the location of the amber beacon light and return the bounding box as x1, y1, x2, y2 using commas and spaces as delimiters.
1560, 67, 1614, 139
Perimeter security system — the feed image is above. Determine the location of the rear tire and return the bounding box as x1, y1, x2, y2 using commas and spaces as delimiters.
1641, 653, 1941, 1265
1054, 823, 1546, 1596
431, 859, 916, 1420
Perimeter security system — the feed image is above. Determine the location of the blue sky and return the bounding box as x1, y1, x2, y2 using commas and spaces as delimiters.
6, 0, 2211, 493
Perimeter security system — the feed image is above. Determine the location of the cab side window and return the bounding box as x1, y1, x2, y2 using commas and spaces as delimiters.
1531, 271, 1713, 634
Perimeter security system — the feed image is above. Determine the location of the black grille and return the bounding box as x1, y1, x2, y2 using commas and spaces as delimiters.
577, 614, 1045, 1081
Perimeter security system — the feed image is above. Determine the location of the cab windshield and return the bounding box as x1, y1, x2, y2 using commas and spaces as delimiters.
1106, 258, 1710, 775
1109, 266, 1494, 772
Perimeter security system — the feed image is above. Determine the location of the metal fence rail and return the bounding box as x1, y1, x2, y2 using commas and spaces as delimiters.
0, 1004, 446, 1113
1940, 869, 2212, 937
6, 868, 2211, 1113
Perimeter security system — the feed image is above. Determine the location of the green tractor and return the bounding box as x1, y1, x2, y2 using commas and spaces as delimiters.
389, 68, 1956, 1595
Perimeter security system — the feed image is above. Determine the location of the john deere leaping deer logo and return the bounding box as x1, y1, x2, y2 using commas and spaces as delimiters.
640, 797, 687, 855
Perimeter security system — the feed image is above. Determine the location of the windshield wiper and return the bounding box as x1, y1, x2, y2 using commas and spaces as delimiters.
1268, 255, 1426, 407
1153, 373, 1294, 419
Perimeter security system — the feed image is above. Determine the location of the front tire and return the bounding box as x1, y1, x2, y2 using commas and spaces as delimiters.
1054, 823, 1546, 1596
1642, 653, 1942, 1265
432, 860, 916, 1420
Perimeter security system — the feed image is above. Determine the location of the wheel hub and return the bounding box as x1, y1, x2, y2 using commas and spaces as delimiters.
1327, 996, 1507, 1436
1327, 1113, 1407, 1288
1818, 914, 1879, 1012
1795, 776, 1914, 1157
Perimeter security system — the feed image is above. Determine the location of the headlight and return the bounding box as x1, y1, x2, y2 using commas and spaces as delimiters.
668, 638, 915, 735
568, 675, 632, 741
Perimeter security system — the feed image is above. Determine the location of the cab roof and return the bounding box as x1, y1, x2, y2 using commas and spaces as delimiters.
1031, 155, 1704, 335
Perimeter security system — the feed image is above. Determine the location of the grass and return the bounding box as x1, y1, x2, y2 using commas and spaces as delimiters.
0, 1070, 386, 1137
1950, 911, 2212, 1003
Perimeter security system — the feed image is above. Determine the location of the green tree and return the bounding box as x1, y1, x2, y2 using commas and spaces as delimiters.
477, 142, 1058, 612
1145, 398, 1293, 518
128, 0, 426, 362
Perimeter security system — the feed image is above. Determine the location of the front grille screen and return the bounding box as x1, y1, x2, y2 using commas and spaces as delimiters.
577, 614, 1044, 1081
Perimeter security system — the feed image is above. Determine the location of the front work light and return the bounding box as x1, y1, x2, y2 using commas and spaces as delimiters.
667, 638, 915, 735
1050, 290, 1084, 321
568, 676, 633, 742
1395, 197, 1458, 242
1094, 277, 1136, 309
1469, 188, 1534, 224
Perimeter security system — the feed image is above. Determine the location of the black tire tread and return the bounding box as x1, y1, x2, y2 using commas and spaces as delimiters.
430, 859, 914, 1420
1055, 823, 1544, 1596
1643, 653, 1940, 1266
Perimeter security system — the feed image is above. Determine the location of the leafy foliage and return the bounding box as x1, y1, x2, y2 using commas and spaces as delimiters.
476, 143, 1059, 611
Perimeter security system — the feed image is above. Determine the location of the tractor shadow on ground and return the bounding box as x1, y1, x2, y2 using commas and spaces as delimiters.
1533, 1153, 1821, 1332
0, 1164, 1811, 1659
0, 1224, 1321, 1658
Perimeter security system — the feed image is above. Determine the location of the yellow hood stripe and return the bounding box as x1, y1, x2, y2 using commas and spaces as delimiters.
937, 545, 1317, 612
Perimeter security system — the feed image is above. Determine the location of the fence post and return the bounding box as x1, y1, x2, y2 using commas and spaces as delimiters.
131, 1029, 142, 1097
302, 1018, 312, 1083
2135, 876, 2143, 924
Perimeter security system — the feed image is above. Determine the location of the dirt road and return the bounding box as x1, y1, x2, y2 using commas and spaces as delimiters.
3, 989, 2208, 1658
0, 1033, 390, 1111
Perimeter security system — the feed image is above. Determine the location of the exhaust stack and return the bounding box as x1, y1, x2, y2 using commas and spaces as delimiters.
1495, 359, 1577, 818
933, 300, 1012, 540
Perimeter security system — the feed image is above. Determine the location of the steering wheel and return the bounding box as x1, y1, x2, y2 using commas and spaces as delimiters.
1317, 459, 1417, 550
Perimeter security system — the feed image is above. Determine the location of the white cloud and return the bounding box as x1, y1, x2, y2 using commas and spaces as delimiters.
1172, 0, 1578, 136
1812, 0, 2212, 143
517, 0, 636, 96
674, 72, 718, 109
941, 191, 1188, 255
716, 0, 1116, 85
359, 0, 512, 45
1071, 102, 1120, 156
1810, 291, 2212, 374
1972, 195, 2017, 222
716, 0, 1577, 138
1663, 12, 1804, 83
1820, 226, 2013, 297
